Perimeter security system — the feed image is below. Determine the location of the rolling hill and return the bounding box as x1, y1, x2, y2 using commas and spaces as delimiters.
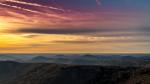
0, 61, 149, 84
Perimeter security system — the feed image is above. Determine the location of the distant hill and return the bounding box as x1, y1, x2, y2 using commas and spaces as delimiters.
31, 56, 50, 62
27, 55, 150, 66
0, 55, 34, 62
0, 54, 150, 66
0, 55, 18, 61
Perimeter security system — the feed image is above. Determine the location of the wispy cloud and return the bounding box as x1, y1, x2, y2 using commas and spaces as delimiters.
4, 0, 65, 11
53, 40, 98, 44
14, 28, 101, 34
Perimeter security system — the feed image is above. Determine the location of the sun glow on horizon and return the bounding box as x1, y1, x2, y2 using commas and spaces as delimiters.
0, 0, 150, 53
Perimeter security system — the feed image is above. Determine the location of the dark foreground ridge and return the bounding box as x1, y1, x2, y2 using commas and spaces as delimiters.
0, 61, 150, 84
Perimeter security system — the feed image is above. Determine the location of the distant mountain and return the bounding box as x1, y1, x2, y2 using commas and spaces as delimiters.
0, 54, 150, 66
27, 55, 150, 66
0, 55, 34, 62
31, 56, 50, 62
81, 54, 100, 59
0, 55, 17, 61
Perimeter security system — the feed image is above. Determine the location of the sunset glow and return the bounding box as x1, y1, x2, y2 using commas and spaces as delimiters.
0, 0, 150, 53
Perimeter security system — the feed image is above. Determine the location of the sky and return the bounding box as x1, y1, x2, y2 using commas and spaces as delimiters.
0, 0, 150, 53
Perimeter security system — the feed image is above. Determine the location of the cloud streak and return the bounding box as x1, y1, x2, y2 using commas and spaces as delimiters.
0, 0, 69, 20
14, 28, 101, 34
53, 40, 98, 44
13, 27, 150, 35
4, 0, 65, 11
0, 2, 40, 13
53, 38, 150, 44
